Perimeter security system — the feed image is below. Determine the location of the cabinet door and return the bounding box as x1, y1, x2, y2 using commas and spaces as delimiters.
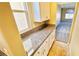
41, 41, 47, 56
34, 42, 45, 56
34, 49, 42, 56
40, 2, 50, 21
41, 36, 51, 56
34, 39, 49, 56
49, 30, 55, 48
43, 38, 50, 55
34, 47, 44, 56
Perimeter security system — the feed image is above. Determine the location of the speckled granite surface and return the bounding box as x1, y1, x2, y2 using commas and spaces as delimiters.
23, 25, 55, 55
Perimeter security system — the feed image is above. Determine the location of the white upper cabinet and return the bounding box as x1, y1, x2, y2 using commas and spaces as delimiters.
33, 2, 50, 22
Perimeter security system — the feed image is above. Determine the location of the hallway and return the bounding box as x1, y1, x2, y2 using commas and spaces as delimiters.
56, 19, 72, 43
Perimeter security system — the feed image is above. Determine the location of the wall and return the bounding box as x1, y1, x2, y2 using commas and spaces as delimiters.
48, 2, 57, 25
61, 8, 66, 20
69, 3, 79, 55
61, 8, 74, 21
0, 3, 26, 56
56, 5, 61, 26
0, 31, 12, 55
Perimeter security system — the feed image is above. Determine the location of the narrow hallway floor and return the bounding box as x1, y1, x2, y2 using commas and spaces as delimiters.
48, 41, 68, 56
56, 20, 72, 43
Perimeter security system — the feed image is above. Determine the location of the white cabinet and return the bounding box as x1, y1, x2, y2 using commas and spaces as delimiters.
34, 29, 55, 56
33, 2, 50, 22
49, 30, 55, 48
34, 42, 45, 56
34, 40, 46, 56
43, 38, 50, 55
34, 47, 43, 56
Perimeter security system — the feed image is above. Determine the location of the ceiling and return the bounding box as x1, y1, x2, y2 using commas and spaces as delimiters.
57, 2, 76, 8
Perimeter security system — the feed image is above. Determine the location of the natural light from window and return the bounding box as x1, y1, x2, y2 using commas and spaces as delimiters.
10, 2, 28, 33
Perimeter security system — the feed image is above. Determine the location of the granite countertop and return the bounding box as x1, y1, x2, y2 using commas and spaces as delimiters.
23, 25, 55, 56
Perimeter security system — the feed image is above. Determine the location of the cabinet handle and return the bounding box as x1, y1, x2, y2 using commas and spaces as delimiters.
46, 41, 47, 43
43, 49, 45, 55
37, 52, 40, 54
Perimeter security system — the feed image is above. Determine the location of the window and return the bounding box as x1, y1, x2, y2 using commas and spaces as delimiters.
65, 13, 74, 19
33, 2, 41, 21
65, 9, 74, 19
10, 2, 29, 34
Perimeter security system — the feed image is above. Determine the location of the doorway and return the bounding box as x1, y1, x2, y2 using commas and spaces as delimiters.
56, 3, 76, 43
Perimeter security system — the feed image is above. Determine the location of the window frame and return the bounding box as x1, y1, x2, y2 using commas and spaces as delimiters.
65, 9, 74, 19
65, 13, 74, 19
10, 2, 31, 34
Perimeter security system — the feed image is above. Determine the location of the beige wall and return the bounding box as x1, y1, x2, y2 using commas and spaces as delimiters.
48, 2, 57, 25
0, 31, 12, 55
69, 3, 79, 56
0, 3, 26, 56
